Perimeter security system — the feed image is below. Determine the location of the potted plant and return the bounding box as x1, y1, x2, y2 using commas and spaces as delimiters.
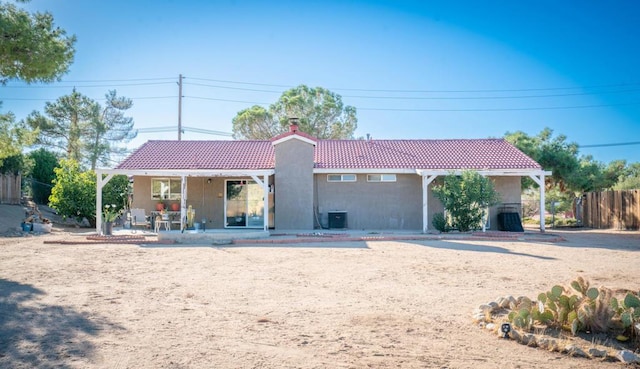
170, 202, 180, 211
103, 204, 121, 235
156, 201, 165, 211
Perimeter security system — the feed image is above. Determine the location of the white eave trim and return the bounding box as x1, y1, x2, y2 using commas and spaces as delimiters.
95, 168, 275, 177
313, 168, 552, 176
314, 168, 418, 174
271, 134, 317, 146
415, 169, 552, 177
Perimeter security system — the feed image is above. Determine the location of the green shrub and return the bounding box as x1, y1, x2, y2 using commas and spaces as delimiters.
28, 148, 59, 204
432, 171, 500, 232
49, 159, 129, 224
432, 212, 448, 232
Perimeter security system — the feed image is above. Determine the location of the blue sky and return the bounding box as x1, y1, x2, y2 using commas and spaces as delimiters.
3, 0, 640, 164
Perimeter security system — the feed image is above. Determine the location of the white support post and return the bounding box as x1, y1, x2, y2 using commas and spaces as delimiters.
528, 173, 548, 233
96, 179, 102, 234
95, 171, 114, 235
250, 174, 269, 231
263, 175, 269, 231
421, 174, 438, 233
539, 174, 546, 232
180, 176, 187, 230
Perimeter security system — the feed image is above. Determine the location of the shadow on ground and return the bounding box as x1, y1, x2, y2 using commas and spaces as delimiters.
408, 239, 557, 260
0, 279, 124, 368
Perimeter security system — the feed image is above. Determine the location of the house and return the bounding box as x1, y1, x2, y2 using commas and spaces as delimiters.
95, 125, 551, 234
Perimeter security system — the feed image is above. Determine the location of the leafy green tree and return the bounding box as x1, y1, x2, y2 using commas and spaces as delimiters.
570, 157, 624, 193
505, 128, 581, 192
0, 1, 76, 84
27, 89, 98, 163
0, 110, 35, 167
50, 158, 130, 224
26, 89, 135, 169
27, 148, 59, 204
0, 0, 74, 174
85, 90, 136, 170
50, 159, 96, 221
232, 85, 357, 139
101, 174, 130, 212
506, 128, 635, 194
0, 152, 26, 174
613, 162, 640, 190
432, 171, 501, 232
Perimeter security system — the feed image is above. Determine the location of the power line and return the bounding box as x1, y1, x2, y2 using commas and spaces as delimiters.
9, 77, 176, 84
187, 76, 640, 93
185, 81, 283, 94
182, 94, 640, 111
0, 96, 176, 101
187, 76, 292, 89
356, 101, 640, 112
7, 74, 640, 96
2, 81, 175, 88
136, 124, 637, 149
342, 89, 640, 100
579, 141, 640, 148
185, 81, 640, 100
185, 95, 269, 105
137, 126, 233, 137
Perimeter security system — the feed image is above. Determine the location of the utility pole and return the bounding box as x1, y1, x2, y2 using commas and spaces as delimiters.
178, 74, 183, 140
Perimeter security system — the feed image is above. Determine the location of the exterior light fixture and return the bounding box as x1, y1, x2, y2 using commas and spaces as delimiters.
501, 323, 511, 339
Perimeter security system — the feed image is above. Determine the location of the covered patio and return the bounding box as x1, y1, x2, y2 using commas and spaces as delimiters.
417, 168, 552, 233
95, 168, 274, 236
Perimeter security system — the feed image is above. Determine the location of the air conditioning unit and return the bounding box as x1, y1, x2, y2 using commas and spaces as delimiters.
328, 211, 347, 229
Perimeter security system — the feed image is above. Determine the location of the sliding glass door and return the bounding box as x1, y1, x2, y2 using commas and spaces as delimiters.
225, 180, 264, 228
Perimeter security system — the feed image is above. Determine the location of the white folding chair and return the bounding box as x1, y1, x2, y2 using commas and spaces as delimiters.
130, 208, 151, 231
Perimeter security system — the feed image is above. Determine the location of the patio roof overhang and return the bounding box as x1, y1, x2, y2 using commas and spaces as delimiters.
415, 169, 551, 177
314, 168, 550, 177
95, 168, 275, 177
94, 168, 275, 235
414, 168, 552, 233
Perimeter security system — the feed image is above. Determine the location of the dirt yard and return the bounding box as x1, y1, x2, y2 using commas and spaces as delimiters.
0, 204, 639, 368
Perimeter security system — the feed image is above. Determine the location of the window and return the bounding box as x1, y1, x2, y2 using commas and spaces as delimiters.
327, 174, 357, 182
151, 178, 182, 200
225, 180, 264, 228
367, 174, 396, 182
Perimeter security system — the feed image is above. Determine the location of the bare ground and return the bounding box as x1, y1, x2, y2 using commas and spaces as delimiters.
0, 204, 639, 368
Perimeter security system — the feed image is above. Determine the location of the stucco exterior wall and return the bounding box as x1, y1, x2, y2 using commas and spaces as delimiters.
427, 175, 522, 231
427, 178, 445, 231
314, 173, 424, 230
273, 139, 315, 229
131, 176, 226, 228
489, 176, 522, 229
129, 173, 522, 232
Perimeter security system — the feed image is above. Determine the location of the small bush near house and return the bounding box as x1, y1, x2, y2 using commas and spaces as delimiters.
432, 171, 500, 232
522, 216, 578, 227
432, 212, 448, 232
49, 159, 129, 225
543, 216, 579, 227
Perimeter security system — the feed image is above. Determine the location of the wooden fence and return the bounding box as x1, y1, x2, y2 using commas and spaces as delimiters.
581, 190, 640, 230
0, 172, 21, 205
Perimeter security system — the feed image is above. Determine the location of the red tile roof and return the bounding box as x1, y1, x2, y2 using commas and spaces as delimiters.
116, 137, 541, 171
315, 139, 542, 170
116, 140, 275, 170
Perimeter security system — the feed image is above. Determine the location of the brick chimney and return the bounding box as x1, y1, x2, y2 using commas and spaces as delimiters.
289, 117, 299, 133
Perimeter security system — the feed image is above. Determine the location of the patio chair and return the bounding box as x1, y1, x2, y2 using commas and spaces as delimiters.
130, 208, 151, 231
154, 215, 170, 233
